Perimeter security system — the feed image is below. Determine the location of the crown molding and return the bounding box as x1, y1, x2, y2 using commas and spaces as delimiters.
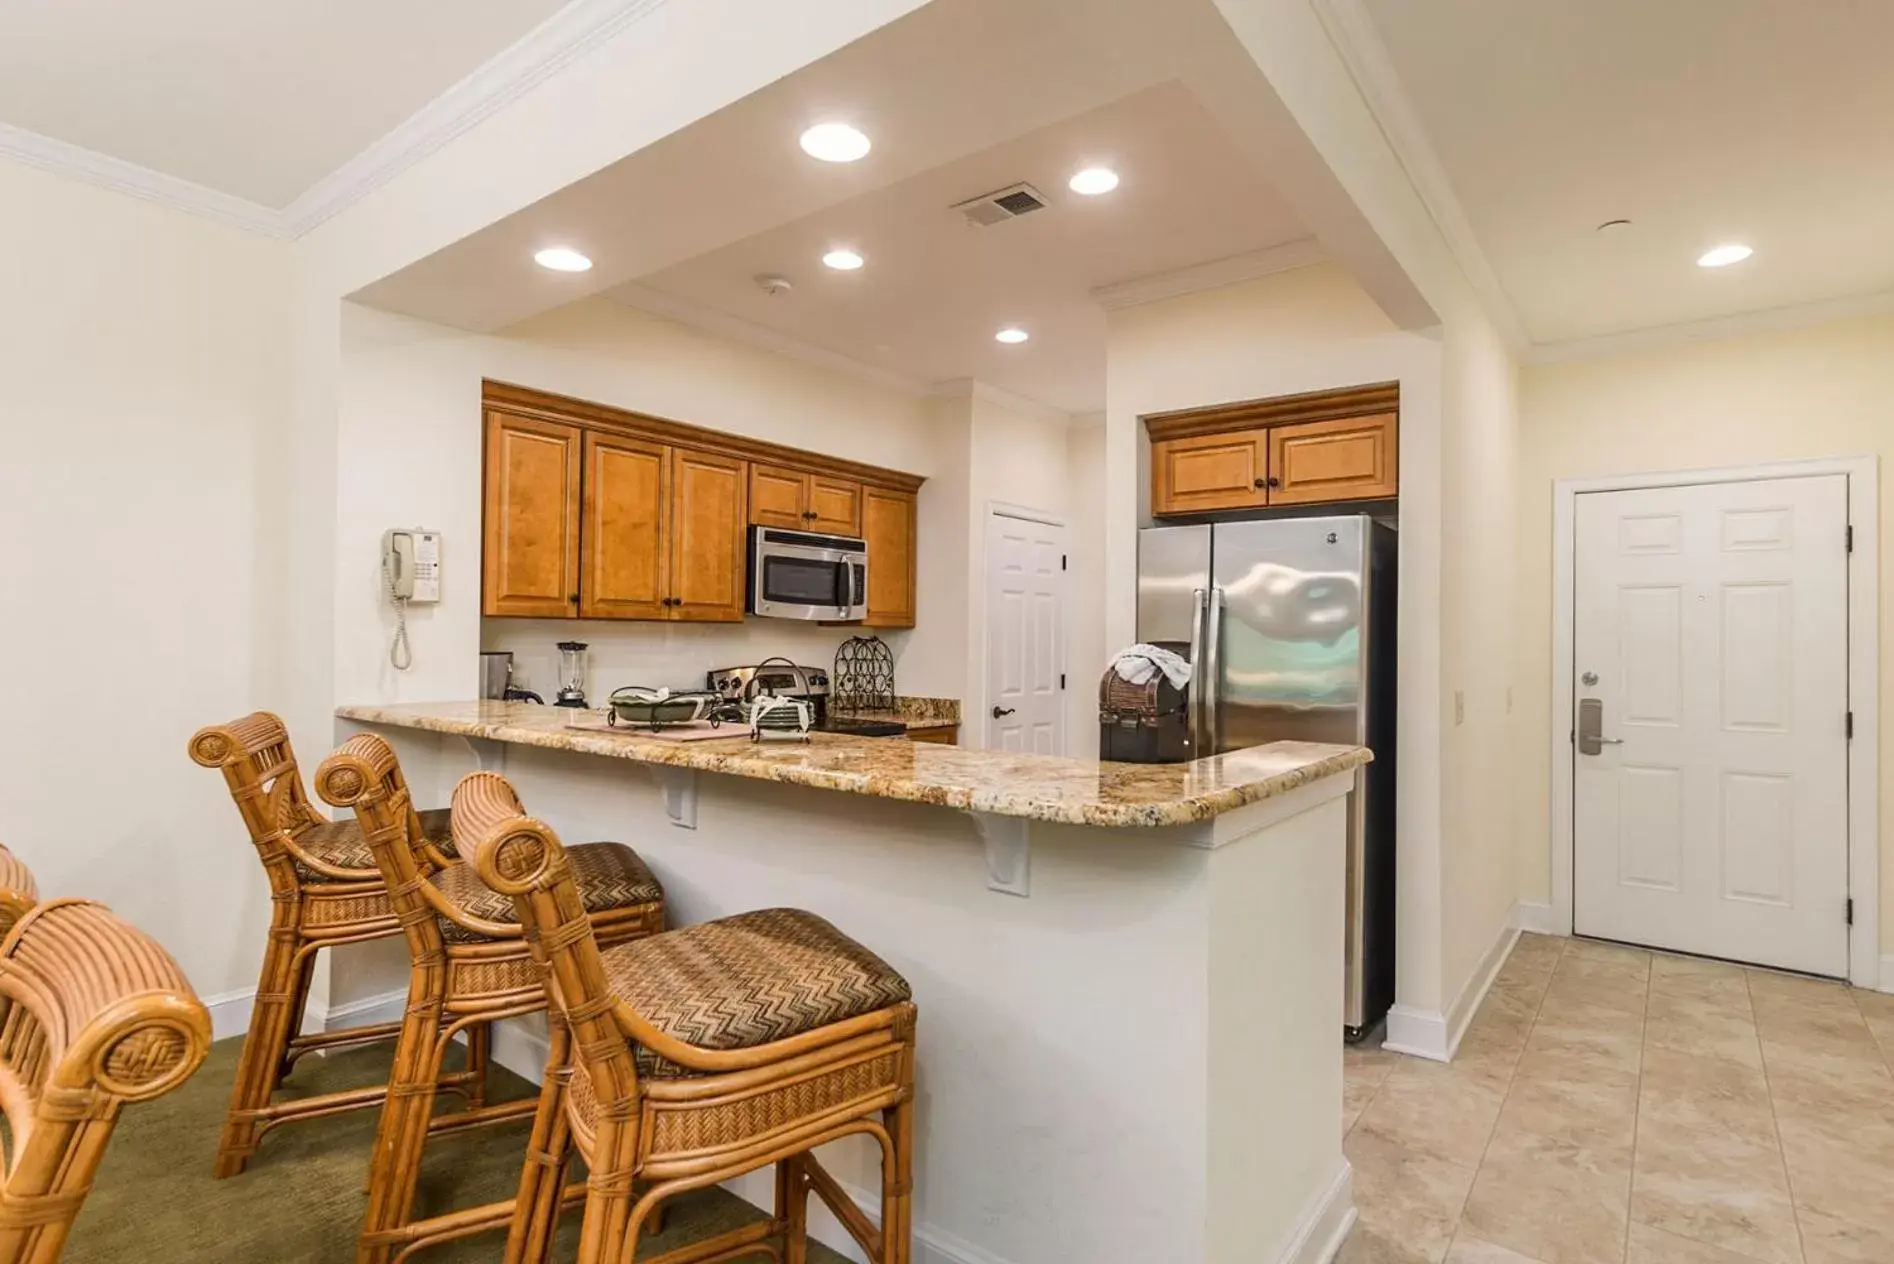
0, 121, 287, 237
931, 378, 1072, 427
1090, 239, 1329, 310
607, 282, 935, 397
1527, 287, 1894, 364
280, 0, 668, 236
1, 0, 666, 241
1308, 0, 1528, 351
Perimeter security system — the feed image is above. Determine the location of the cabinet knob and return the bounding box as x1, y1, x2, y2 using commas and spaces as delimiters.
1266, 476, 1282, 489
569, 593, 579, 603
1253, 478, 1267, 489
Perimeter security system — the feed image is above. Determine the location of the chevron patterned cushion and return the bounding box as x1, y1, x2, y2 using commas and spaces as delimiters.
292, 808, 455, 880
599, 908, 911, 1078
431, 842, 663, 944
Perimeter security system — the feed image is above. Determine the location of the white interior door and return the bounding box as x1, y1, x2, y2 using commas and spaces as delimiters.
985, 512, 1066, 753
1573, 475, 1850, 976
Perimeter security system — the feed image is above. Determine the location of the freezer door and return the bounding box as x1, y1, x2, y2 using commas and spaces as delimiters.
1207, 516, 1369, 753
1136, 525, 1211, 646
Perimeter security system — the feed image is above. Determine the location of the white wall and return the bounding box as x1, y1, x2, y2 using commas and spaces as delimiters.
1516, 314, 1894, 950
1066, 417, 1109, 759
0, 155, 290, 1001
1103, 261, 1464, 1019
336, 297, 946, 709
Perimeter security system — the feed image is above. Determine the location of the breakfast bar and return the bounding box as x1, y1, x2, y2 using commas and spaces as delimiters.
337, 700, 1370, 1264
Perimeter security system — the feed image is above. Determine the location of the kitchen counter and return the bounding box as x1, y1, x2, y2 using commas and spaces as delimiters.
333, 699, 1369, 829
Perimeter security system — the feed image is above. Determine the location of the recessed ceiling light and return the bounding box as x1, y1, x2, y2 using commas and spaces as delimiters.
534, 247, 592, 273
822, 248, 864, 271
1068, 167, 1120, 196
1698, 243, 1753, 268
994, 327, 1030, 344
799, 123, 871, 163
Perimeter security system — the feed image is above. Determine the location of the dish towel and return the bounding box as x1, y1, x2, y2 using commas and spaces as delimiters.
1110, 644, 1193, 690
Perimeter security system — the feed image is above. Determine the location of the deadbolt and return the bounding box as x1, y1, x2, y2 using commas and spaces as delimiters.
1580, 671, 1599, 686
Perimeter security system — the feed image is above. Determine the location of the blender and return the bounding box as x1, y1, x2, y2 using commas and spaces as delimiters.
553, 641, 590, 708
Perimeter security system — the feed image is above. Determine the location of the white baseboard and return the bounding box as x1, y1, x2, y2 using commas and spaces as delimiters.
199, 987, 410, 1045
1385, 916, 1521, 1063
1878, 955, 1894, 995
204, 989, 256, 1043
1272, 1161, 1356, 1264
1512, 900, 1562, 936
722, 1168, 1014, 1264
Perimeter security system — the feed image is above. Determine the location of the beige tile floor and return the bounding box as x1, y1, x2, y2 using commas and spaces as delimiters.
1339, 933, 1894, 1264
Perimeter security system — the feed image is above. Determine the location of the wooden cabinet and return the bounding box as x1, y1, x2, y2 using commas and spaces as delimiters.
1146, 383, 1399, 517
749, 464, 862, 535
860, 487, 917, 628
1267, 413, 1397, 505
1151, 429, 1270, 514
667, 448, 747, 621
482, 412, 581, 617
579, 431, 668, 620
482, 383, 923, 626
907, 724, 958, 745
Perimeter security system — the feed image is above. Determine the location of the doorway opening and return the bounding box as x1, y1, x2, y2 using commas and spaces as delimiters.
981, 506, 1069, 754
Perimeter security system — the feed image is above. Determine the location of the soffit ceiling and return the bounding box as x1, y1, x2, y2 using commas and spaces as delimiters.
1359, 0, 1894, 346
0, 0, 569, 208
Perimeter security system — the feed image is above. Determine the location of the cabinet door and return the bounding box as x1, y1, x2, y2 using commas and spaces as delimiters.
1267, 413, 1398, 505
1151, 430, 1269, 515
807, 476, 863, 535
579, 432, 669, 620
749, 464, 808, 529
668, 448, 748, 621
860, 487, 917, 628
483, 412, 581, 617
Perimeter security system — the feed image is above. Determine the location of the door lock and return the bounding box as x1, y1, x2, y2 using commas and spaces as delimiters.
991, 706, 1016, 719
1577, 697, 1623, 755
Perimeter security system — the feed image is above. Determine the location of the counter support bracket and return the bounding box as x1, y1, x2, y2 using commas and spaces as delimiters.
970, 813, 1030, 897
655, 767, 698, 830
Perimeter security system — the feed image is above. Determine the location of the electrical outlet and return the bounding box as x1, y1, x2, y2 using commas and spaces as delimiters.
1454, 690, 1465, 726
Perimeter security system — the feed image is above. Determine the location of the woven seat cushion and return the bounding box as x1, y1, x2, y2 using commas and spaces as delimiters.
430, 842, 663, 944
599, 908, 911, 1078
292, 807, 455, 880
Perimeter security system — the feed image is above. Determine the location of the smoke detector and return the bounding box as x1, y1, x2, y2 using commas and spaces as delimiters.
755, 274, 794, 296
952, 182, 1049, 227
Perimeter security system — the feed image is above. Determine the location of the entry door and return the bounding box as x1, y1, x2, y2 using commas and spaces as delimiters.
986, 512, 1066, 753
1573, 475, 1849, 976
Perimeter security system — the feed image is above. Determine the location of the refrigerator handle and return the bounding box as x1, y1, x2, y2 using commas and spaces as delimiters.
1187, 587, 1207, 754
1202, 586, 1224, 755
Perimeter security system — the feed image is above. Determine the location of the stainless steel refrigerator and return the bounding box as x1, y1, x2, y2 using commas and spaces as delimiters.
1138, 515, 1397, 1040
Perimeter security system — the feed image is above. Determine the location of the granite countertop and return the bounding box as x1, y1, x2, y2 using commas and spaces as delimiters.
335, 700, 1370, 829
830, 696, 959, 730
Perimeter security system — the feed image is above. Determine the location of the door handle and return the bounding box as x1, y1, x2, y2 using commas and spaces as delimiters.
1577, 697, 1623, 755
991, 706, 1016, 719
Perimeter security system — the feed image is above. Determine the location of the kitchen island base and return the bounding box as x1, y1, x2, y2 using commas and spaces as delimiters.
338, 706, 1360, 1264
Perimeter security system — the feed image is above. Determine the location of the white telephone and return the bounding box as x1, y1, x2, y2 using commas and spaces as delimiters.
381, 529, 441, 671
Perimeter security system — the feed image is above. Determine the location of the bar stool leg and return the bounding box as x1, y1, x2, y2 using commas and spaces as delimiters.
507, 1017, 575, 1264
214, 920, 303, 1178
276, 947, 318, 1081
465, 1019, 493, 1109
779, 1156, 810, 1264
882, 1099, 914, 1264
357, 1000, 448, 1264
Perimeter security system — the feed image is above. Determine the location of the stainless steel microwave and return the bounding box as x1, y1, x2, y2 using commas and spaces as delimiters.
747, 526, 868, 621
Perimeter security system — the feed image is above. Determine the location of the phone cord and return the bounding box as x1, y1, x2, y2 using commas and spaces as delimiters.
390, 597, 413, 671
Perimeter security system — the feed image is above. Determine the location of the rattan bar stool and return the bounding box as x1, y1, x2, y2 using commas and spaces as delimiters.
0, 892, 211, 1262
315, 733, 667, 1264
189, 712, 490, 1178
454, 770, 918, 1264
0, 844, 38, 938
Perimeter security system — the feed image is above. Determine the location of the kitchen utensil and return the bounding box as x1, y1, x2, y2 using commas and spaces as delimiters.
479, 651, 513, 701
554, 641, 589, 708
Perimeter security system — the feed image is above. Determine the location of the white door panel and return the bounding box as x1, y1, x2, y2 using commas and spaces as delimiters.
1573, 475, 1849, 976
986, 514, 1066, 754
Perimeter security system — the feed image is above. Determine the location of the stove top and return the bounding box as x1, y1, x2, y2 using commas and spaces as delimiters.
815, 717, 907, 738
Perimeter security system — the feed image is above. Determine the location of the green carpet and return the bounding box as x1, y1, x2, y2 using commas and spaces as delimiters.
66, 1036, 847, 1263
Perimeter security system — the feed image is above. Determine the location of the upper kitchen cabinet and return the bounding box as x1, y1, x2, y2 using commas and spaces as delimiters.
861, 487, 917, 628
482, 411, 581, 617
1146, 382, 1399, 517
1267, 413, 1397, 505
481, 382, 924, 624
667, 448, 748, 621
749, 464, 863, 535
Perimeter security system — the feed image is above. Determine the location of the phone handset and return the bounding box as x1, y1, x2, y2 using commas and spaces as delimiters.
381, 530, 441, 672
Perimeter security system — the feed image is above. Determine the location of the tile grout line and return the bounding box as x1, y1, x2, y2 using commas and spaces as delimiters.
1847, 986, 1894, 1078
1749, 970, 1813, 1264
1619, 953, 1651, 1264
1445, 935, 1566, 1264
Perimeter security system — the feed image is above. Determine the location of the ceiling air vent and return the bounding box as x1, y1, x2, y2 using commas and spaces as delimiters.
952, 182, 1049, 227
